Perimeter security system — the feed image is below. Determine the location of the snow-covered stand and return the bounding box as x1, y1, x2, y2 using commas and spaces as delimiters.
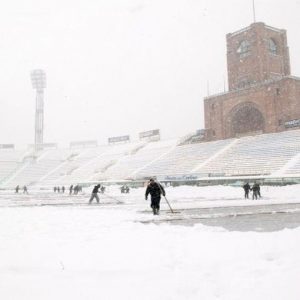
1, 129, 300, 187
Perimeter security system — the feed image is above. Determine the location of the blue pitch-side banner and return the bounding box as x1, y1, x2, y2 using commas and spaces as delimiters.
160, 174, 201, 181
158, 173, 226, 181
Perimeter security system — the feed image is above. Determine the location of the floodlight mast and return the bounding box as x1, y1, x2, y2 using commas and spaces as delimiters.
30, 69, 46, 152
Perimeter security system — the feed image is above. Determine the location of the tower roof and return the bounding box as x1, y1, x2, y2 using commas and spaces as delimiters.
227, 22, 285, 38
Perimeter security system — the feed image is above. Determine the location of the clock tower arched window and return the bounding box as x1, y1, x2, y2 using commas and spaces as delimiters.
237, 40, 251, 58
269, 39, 277, 55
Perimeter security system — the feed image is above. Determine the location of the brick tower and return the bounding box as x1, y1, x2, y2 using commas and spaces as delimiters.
227, 22, 290, 90
204, 22, 300, 140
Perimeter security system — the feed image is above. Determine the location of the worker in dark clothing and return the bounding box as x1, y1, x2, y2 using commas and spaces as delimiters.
257, 184, 261, 198
23, 186, 28, 194
251, 182, 260, 200
145, 179, 166, 215
74, 185, 79, 195
15, 185, 20, 193
89, 184, 101, 204
69, 185, 73, 195
73, 185, 77, 195
243, 182, 251, 199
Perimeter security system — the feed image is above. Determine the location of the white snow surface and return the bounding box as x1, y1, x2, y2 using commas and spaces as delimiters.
0, 185, 299, 299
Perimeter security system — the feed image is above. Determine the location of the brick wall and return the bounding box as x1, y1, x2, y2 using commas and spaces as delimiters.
204, 77, 300, 140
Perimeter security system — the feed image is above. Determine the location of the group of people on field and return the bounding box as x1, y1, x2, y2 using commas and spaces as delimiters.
15, 185, 28, 194
15, 175, 264, 216
243, 182, 261, 200
89, 178, 165, 215
91, 179, 263, 214
120, 185, 130, 194
68, 185, 82, 195
53, 186, 65, 193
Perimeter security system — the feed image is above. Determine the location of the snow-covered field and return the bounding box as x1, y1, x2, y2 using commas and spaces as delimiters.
0, 185, 300, 299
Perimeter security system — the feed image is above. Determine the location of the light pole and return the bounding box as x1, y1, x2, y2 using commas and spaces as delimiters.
30, 69, 46, 152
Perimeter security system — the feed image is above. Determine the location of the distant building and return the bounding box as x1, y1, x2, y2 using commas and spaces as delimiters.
204, 22, 300, 140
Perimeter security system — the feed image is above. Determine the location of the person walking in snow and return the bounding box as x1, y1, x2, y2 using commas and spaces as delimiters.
145, 178, 165, 215
69, 185, 73, 195
23, 186, 28, 194
74, 185, 79, 195
15, 185, 20, 193
89, 184, 101, 204
243, 182, 251, 199
257, 184, 261, 198
251, 182, 260, 200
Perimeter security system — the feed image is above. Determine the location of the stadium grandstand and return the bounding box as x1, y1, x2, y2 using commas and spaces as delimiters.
1, 128, 300, 189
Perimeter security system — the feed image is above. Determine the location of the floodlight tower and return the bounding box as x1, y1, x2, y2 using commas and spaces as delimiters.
30, 69, 46, 151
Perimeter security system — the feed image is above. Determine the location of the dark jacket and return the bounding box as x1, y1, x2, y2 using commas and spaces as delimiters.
145, 182, 165, 199
251, 183, 260, 192
243, 183, 250, 191
92, 185, 101, 193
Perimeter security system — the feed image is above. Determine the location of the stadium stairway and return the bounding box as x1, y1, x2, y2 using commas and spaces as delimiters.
276, 153, 300, 176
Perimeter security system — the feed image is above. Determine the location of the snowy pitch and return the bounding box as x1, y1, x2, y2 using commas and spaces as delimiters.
0, 185, 299, 299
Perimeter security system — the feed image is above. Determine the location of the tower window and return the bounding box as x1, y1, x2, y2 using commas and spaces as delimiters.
237, 40, 251, 58
269, 39, 277, 55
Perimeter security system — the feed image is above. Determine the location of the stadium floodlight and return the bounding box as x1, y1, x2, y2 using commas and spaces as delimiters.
31, 69, 46, 90
31, 69, 46, 152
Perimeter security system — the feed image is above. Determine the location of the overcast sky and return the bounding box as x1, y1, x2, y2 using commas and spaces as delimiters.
0, 0, 299, 147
